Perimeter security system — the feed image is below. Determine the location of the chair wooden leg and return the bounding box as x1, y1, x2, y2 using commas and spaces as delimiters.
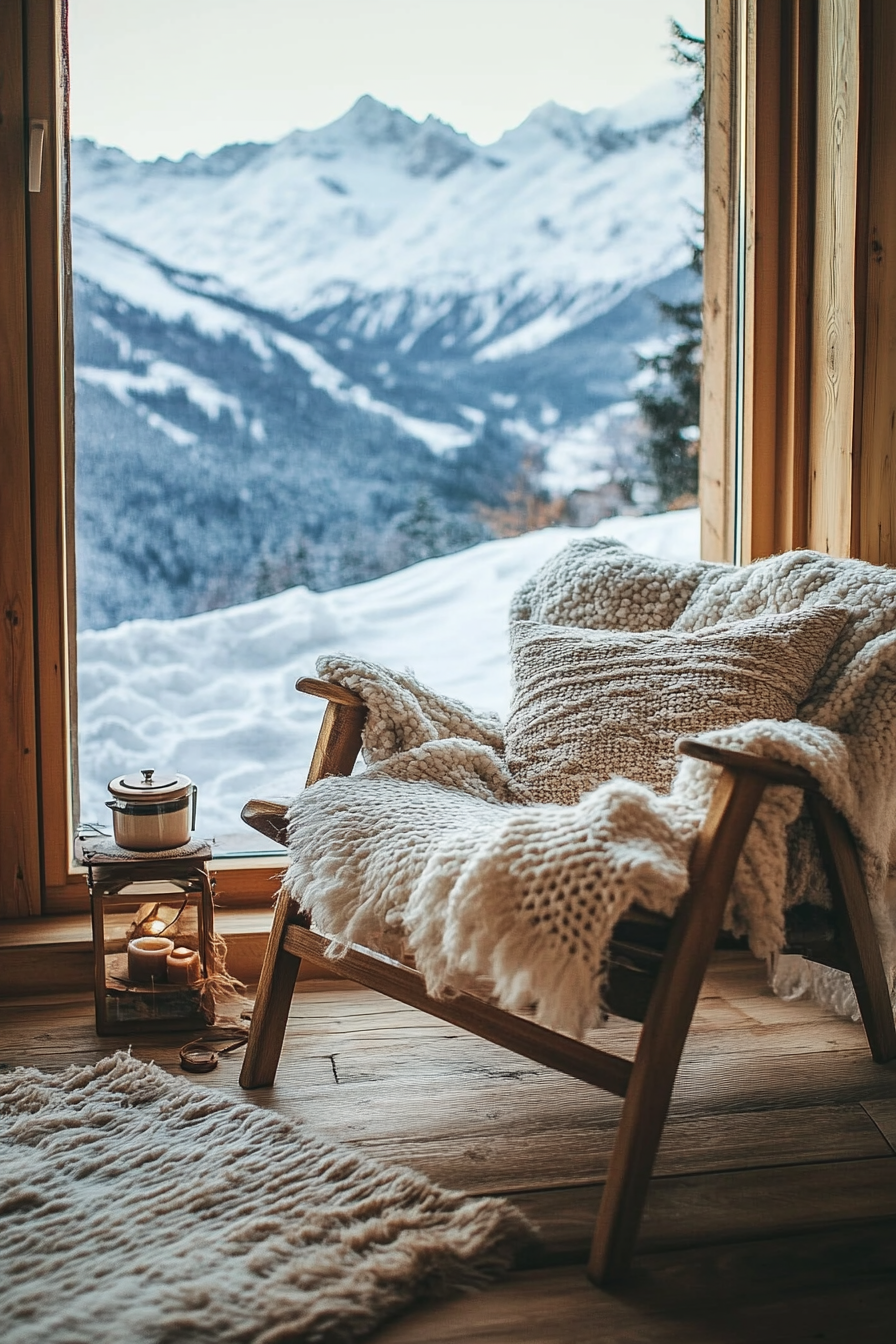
239, 895, 305, 1089
588, 768, 768, 1285
807, 793, 896, 1064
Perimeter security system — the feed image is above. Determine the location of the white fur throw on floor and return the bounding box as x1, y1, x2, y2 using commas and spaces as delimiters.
0, 1053, 533, 1344
283, 541, 896, 1037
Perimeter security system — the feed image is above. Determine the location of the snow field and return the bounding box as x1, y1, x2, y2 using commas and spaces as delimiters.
77, 510, 700, 846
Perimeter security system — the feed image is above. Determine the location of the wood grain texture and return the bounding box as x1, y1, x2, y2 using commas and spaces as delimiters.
304, 698, 366, 787
0, 0, 41, 917
239, 895, 304, 1088
740, 0, 781, 563
854, 0, 896, 564
807, 792, 896, 1062
807, 0, 860, 557
240, 719, 891, 1284
862, 1098, 896, 1149
522, 1155, 896, 1265
282, 924, 634, 1096
743, 0, 818, 559
296, 676, 365, 709
25, 0, 71, 896
706, 0, 822, 565
588, 768, 767, 1283
701, 0, 740, 563
0, 904, 343, 996
677, 736, 820, 788
7, 970, 896, 1175
773, 0, 816, 554
240, 797, 289, 848
7, 967, 896, 1341
347, 1102, 889, 1193
45, 857, 288, 917
376, 1225, 896, 1344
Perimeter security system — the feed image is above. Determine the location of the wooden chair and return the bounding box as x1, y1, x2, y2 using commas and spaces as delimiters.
239, 676, 896, 1285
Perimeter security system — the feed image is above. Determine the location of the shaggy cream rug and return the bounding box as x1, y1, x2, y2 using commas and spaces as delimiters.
0, 1052, 533, 1343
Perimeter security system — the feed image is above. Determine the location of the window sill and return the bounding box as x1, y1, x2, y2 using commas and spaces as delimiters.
0, 904, 335, 998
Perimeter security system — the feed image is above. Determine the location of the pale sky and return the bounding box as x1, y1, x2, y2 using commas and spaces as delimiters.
68, 0, 704, 161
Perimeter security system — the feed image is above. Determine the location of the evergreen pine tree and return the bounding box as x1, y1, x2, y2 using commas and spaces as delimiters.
636, 21, 705, 508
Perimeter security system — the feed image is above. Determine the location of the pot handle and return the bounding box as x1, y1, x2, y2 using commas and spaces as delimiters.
105, 799, 125, 813
191, 783, 198, 832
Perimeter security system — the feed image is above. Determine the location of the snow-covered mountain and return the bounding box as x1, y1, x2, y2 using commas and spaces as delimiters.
72, 81, 702, 627
74, 81, 699, 357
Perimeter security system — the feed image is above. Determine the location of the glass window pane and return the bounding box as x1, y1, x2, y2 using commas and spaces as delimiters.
69, 1, 704, 855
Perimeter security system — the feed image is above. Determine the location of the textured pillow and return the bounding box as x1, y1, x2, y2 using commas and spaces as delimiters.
504, 605, 848, 803
510, 537, 710, 631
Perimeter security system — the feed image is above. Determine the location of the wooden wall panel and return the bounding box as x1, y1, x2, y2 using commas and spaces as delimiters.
741, 0, 781, 563
26, 0, 72, 893
701, 0, 740, 563
741, 0, 817, 562
853, 0, 896, 565
714, 0, 896, 570
807, 0, 860, 556
0, 0, 41, 918
772, 0, 815, 554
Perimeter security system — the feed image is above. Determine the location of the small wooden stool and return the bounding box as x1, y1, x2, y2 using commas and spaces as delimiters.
83, 839, 216, 1036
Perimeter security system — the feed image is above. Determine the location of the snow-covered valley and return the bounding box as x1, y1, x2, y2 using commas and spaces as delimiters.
72, 81, 702, 628
77, 509, 700, 849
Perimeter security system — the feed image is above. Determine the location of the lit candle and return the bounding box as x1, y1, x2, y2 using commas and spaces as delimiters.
166, 946, 202, 986
127, 936, 174, 983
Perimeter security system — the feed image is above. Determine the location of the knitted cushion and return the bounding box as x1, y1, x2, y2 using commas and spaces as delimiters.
504, 605, 849, 803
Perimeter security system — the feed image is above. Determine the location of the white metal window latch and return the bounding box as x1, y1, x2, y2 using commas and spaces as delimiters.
29, 119, 48, 193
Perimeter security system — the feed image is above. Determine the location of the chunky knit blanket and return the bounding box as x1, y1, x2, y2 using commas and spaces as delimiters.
283, 541, 896, 1037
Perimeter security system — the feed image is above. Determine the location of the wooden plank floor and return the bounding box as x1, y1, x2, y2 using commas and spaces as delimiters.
4, 951, 896, 1340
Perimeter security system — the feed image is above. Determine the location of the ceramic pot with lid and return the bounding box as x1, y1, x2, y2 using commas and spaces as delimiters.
106, 769, 197, 851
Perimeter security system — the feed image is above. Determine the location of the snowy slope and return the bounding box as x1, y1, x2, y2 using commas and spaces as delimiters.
74, 220, 474, 455
77, 509, 700, 848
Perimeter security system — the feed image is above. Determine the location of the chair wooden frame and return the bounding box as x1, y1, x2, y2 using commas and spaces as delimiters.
239, 677, 896, 1285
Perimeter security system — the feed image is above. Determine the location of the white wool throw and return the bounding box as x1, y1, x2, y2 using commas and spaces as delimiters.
0, 1053, 534, 1344
282, 541, 896, 1037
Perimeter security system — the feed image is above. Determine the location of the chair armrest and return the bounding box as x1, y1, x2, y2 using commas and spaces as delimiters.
241, 797, 289, 847
677, 737, 820, 791
241, 681, 367, 845
296, 676, 365, 709
297, 676, 367, 785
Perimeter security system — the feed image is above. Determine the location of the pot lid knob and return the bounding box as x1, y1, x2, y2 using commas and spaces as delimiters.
113, 769, 181, 792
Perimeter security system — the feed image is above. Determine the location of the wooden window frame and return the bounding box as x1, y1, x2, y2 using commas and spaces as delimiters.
3, 0, 894, 925
1, 0, 40, 919
702, 0, 896, 566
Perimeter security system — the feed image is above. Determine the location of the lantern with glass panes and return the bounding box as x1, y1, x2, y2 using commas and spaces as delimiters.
84, 841, 217, 1036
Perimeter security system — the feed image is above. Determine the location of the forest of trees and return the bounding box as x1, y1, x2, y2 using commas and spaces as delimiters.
635, 21, 705, 507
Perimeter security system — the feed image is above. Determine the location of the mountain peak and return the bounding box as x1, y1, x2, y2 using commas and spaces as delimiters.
493, 102, 589, 155
327, 94, 419, 146
291, 96, 475, 178
495, 80, 692, 159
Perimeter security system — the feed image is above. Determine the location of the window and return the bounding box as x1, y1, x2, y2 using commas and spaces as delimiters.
67, 1, 704, 861
4, 0, 892, 923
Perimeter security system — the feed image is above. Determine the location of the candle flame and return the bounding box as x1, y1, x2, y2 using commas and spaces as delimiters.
147, 918, 166, 936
